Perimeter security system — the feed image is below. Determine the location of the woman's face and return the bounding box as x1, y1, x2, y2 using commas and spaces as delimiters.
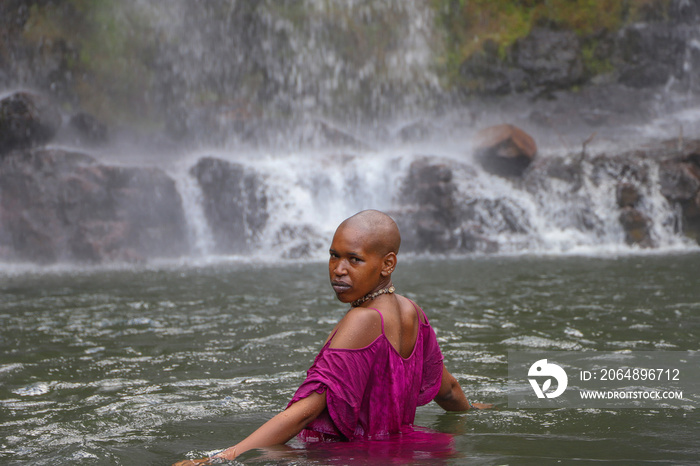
328, 225, 387, 304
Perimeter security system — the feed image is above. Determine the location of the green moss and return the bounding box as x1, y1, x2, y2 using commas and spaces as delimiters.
432, 0, 674, 88
23, 0, 162, 129
581, 42, 614, 76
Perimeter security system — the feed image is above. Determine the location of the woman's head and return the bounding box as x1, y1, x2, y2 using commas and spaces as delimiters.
328, 210, 400, 304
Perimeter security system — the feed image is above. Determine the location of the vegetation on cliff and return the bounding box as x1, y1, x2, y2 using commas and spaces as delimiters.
433, 0, 673, 86
21, 1, 160, 127
1, 0, 688, 134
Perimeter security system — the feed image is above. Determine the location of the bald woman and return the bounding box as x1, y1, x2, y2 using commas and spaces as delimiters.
175, 210, 488, 465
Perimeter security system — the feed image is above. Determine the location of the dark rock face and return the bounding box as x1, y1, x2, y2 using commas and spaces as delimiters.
509, 28, 584, 92
460, 12, 700, 98
67, 112, 109, 145
615, 23, 687, 89
395, 157, 523, 254
395, 157, 460, 253
619, 207, 652, 247
0, 148, 189, 263
617, 182, 641, 208
659, 147, 700, 241
460, 28, 584, 95
459, 39, 515, 95
190, 156, 268, 254
660, 159, 700, 202
0, 92, 62, 156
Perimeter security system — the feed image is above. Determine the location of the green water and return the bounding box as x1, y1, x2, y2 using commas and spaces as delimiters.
1, 254, 699, 465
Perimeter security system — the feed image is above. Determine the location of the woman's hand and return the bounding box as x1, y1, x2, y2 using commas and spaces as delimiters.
469, 402, 495, 409
172, 392, 326, 465
172, 457, 221, 466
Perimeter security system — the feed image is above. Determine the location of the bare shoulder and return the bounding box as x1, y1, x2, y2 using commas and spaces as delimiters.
328, 307, 382, 350
394, 294, 427, 323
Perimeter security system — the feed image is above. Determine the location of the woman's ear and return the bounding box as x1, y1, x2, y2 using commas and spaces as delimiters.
380, 252, 397, 277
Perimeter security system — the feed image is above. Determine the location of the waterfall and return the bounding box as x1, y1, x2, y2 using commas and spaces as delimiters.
171, 159, 216, 257
173, 146, 695, 262
2, 1, 700, 266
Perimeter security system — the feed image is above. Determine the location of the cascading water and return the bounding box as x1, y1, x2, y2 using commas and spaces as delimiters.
171, 159, 217, 257
168, 144, 694, 263
124, 0, 443, 147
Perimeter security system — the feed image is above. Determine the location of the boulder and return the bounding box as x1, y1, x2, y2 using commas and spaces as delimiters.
394, 156, 507, 253
0, 148, 189, 263
660, 159, 700, 201
68, 112, 109, 145
395, 157, 460, 253
658, 150, 700, 241
616, 182, 641, 207
190, 156, 268, 253
619, 206, 653, 247
0, 92, 61, 156
474, 124, 537, 177
686, 191, 700, 241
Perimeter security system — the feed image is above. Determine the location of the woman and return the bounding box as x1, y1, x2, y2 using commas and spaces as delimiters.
176, 210, 489, 464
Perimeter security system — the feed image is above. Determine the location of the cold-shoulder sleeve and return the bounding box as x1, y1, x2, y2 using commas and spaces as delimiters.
287, 344, 379, 439
417, 322, 444, 406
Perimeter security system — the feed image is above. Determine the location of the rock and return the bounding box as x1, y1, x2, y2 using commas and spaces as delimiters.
659, 159, 700, 201
0, 92, 61, 156
685, 191, 700, 241
300, 120, 370, 150
68, 112, 109, 145
619, 206, 653, 247
396, 119, 437, 143
671, 0, 700, 23
0, 148, 189, 263
523, 154, 583, 190
272, 223, 326, 259
615, 23, 686, 89
459, 39, 517, 95
190, 156, 268, 254
617, 182, 641, 207
459, 28, 585, 95
474, 124, 537, 177
658, 151, 700, 241
395, 157, 460, 253
509, 28, 585, 92
394, 156, 509, 253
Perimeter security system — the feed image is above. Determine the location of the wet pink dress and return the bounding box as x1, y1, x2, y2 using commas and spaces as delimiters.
287, 301, 444, 440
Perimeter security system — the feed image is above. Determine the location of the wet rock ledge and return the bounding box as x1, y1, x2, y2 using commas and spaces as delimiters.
1, 91, 700, 264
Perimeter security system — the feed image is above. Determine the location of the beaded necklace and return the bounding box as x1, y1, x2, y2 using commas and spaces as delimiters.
351, 285, 395, 308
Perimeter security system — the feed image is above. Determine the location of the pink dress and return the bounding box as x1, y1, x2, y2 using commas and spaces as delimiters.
287, 301, 444, 440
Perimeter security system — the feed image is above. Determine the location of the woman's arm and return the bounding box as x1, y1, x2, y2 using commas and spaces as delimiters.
434, 365, 470, 411
434, 365, 492, 411
174, 391, 327, 465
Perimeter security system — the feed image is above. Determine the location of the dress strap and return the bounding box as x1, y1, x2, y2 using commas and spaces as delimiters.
368, 308, 385, 334
408, 299, 428, 324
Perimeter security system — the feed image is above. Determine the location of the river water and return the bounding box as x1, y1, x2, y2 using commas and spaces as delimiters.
2, 253, 698, 465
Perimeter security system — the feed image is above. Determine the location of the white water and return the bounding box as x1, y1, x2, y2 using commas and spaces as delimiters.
167, 144, 697, 262
171, 158, 217, 256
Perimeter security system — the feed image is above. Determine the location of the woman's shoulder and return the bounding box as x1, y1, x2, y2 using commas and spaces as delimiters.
328, 307, 383, 350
